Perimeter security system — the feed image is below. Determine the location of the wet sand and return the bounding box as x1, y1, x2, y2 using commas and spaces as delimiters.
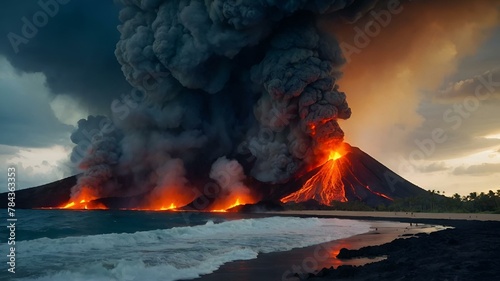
191, 216, 448, 281
272, 211, 500, 281
189, 211, 500, 281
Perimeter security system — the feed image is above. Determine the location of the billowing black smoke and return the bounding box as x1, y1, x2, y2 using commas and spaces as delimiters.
69, 0, 378, 205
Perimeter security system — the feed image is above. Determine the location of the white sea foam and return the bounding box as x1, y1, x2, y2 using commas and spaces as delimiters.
14, 216, 370, 281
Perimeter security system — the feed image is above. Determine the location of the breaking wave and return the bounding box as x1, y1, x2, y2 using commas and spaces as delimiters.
14, 216, 370, 281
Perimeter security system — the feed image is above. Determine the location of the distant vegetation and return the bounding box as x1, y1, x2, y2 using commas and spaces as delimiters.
284, 190, 500, 213
378, 189, 500, 214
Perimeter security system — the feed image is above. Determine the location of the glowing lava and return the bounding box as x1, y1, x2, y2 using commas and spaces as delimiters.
138, 187, 197, 211
59, 187, 107, 210
210, 194, 256, 212
329, 151, 342, 161
211, 198, 242, 212
57, 185, 255, 212
160, 203, 177, 210
281, 147, 348, 205
62, 202, 75, 208
281, 142, 352, 205
281, 143, 394, 206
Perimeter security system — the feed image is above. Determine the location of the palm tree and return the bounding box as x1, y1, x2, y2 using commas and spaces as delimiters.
469, 192, 478, 201
488, 190, 496, 198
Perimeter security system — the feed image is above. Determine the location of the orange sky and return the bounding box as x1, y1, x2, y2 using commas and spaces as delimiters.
322, 0, 500, 195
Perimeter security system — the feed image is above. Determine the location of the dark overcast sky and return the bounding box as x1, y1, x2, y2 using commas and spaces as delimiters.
0, 0, 131, 188
0, 0, 131, 112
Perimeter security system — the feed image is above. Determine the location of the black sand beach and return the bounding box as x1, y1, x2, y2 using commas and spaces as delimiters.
191, 212, 500, 281
308, 219, 500, 281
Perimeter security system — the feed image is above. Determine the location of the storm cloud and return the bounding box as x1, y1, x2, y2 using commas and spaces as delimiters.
0, 0, 131, 113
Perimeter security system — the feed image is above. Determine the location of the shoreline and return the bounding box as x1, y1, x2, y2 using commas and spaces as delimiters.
279, 220, 449, 281
271, 211, 500, 280
192, 213, 449, 281
192, 211, 500, 281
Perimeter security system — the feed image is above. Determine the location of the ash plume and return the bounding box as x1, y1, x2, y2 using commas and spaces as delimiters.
69, 0, 380, 203
210, 157, 250, 198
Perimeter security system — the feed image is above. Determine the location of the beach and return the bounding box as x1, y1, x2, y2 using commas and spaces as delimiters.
193, 211, 500, 281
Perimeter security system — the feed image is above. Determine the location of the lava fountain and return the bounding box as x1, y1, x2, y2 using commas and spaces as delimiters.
281, 143, 349, 205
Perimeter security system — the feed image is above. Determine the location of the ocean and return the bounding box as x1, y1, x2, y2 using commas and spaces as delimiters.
1, 210, 371, 281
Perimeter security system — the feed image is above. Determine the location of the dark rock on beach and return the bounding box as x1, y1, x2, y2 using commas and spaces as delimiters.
307, 219, 500, 281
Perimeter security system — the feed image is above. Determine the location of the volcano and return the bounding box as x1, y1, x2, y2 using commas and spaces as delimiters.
268, 143, 427, 207
1, 144, 426, 210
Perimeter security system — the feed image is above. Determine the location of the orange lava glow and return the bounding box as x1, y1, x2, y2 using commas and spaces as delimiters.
59, 187, 107, 210
329, 151, 342, 161
62, 202, 75, 208
281, 142, 393, 206
210, 194, 257, 212
55, 183, 256, 211
211, 198, 243, 212
132, 203, 179, 211
160, 203, 177, 211
281, 147, 348, 205
136, 187, 197, 211
365, 185, 393, 201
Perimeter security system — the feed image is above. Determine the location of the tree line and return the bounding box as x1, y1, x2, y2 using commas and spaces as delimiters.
378, 189, 500, 213
285, 189, 500, 213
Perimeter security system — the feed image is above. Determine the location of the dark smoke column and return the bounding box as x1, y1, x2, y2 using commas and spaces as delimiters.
70, 0, 373, 203
249, 22, 351, 182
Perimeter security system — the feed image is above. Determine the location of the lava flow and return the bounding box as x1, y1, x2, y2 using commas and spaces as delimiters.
210, 194, 256, 212
59, 187, 107, 210
281, 144, 349, 205
281, 142, 395, 205
138, 189, 196, 211
160, 203, 177, 211
56, 184, 256, 211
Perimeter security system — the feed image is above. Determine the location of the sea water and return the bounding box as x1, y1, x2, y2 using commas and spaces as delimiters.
0, 210, 371, 281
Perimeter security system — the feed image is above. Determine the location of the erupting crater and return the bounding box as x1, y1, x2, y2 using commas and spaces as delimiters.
277, 143, 426, 207
281, 143, 350, 205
